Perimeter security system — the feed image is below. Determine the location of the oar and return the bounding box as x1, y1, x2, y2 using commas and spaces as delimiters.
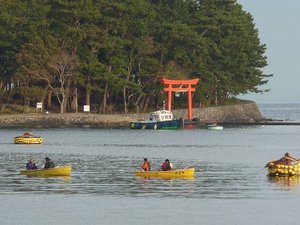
184, 165, 194, 169
184, 161, 202, 169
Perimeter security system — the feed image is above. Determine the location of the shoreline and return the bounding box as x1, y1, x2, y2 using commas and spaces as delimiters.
0, 113, 299, 129
0, 113, 135, 128
1, 101, 296, 128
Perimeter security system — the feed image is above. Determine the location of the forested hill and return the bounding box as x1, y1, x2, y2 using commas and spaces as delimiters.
0, 0, 271, 114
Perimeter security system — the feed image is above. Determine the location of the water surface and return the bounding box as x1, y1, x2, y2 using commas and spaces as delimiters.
1, 104, 300, 224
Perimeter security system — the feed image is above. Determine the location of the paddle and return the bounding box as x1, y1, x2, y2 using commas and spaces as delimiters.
184, 160, 202, 169
184, 165, 194, 169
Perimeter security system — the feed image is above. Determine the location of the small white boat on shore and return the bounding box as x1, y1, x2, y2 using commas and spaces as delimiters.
205, 123, 223, 130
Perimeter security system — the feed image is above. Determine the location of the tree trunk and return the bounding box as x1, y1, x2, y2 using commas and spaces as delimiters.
75, 88, 78, 113
47, 90, 52, 107
60, 96, 65, 114
86, 75, 90, 106
23, 98, 29, 113
123, 49, 134, 114
102, 65, 112, 114
134, 95, 142, 114
123, 87, 128, 114
39, 86, 49, 105
70, 88, 78, 113
142, 95, 151, 112
102, 81, 108, 114
64, 80, 71, 113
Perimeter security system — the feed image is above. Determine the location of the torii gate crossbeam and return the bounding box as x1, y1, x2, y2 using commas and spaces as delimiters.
160, 78, 199, 120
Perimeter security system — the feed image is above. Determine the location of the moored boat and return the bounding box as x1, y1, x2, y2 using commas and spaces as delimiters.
129, 110, 183, 130
134, 167, 195, 178
20, 165, 72, 176
204, 123, 223, 130
14, 132, 43, 144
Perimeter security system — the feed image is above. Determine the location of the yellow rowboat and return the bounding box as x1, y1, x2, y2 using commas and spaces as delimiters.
14, 136, 43, 144
266, 161, 300, 176
135, 168, 195, 178
20, 166, 72, 176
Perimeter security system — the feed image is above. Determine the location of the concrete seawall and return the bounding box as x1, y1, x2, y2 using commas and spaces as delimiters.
174, 101, 263, 123
0, 114, 135, 128
0, 101, 263, 128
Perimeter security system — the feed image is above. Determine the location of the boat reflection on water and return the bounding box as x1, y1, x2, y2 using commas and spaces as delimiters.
24, 175, 71, 183
135, 176, 196, 197
268, 175, 300, 189
135, 176, 196, 181
184, 124, 196, 130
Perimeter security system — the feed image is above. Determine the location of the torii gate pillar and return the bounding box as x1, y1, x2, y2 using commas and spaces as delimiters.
160, 78, 199, 120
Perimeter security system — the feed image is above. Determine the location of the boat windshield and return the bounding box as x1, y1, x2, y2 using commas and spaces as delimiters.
150, 110, 174, 122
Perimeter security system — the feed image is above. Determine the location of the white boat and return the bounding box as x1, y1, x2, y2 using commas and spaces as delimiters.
205, 123, 223, 130
129, 110, 183, 130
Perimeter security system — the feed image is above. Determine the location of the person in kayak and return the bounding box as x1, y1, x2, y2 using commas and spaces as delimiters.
265, 152, 298, 168
141, 158, 151, 171
26, 159, 37, 170
162, 159, 174, 171
44, 157, 55, 168
279, 152, 297, 165
23, 131, 33, 136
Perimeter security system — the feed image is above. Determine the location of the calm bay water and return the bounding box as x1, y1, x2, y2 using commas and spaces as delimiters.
1, 104, 300, 225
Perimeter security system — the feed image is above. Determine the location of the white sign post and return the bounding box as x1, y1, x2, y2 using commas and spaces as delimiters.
36, 102, 43, 112
83, 105, 90, 113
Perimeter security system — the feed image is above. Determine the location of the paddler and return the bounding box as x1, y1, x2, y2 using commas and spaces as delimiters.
276, 152, 297, 165
141, 158, 151, 171
26, 159, 37, 170
44, 157, 56, 169
162, 159, 174, 171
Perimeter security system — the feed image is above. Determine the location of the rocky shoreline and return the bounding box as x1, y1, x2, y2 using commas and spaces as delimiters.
0, 113, 135, 128
0, 102, 300, 128
0, 101, 274, 128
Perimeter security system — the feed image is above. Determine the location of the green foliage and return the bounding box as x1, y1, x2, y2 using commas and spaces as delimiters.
0, 0, 271, 113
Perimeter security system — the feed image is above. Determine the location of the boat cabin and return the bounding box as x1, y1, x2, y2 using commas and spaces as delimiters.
149, 110, 174, 122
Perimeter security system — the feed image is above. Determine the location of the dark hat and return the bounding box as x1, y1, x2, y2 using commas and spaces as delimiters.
45, 157, 50, 160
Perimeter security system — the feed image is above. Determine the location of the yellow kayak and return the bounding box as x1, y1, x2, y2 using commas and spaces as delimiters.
266, 161, 300, 176
135, 168, 195, 178
20, 166, 72, 176
14, 136, 43, 144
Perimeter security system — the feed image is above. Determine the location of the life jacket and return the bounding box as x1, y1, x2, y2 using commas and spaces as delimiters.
45, 160, 55, 168
162, 162, 170, 171
142, 161, 150, 171
26, 163, 33, 170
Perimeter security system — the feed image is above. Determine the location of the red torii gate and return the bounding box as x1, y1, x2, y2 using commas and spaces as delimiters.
160, 78, 199, 120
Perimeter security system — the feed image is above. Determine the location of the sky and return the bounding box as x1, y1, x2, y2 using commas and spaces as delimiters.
237, 0, 300, 103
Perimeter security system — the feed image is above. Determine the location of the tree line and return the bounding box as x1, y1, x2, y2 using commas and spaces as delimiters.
0, 0, 271, 114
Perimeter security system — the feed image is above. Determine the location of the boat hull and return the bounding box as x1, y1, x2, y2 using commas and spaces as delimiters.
14, 136, 43, 144
129, 119, 183, 130
205, 125, 223, 130
20, 166, 72, 176
135, 168, 194, 178
266, 161, 300, 176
